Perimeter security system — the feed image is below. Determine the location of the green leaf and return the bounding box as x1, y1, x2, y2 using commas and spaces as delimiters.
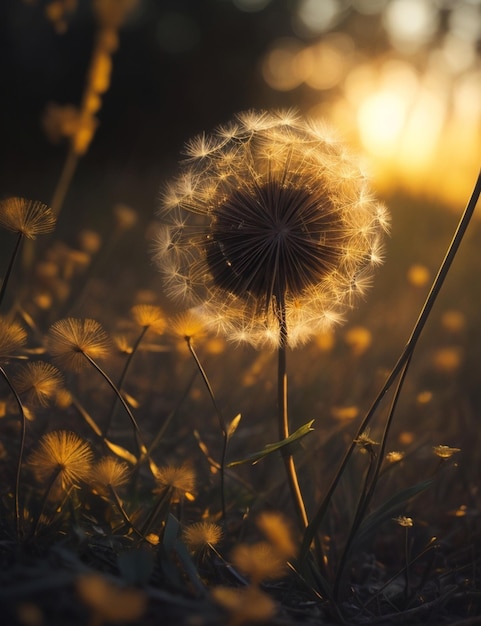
227, 420, 315, 467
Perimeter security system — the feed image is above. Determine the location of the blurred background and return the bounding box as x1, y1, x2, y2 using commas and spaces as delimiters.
1, 0, 480, 220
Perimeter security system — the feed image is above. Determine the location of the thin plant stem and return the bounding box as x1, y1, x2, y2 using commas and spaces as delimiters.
332, 354, 412, 598
186, 338, 227, 522
300, 169, 481, 563
82, 353, 145, 458
108, 485, 144, 538
50, 148, 79, 217
276, 298, 308, 530
0, 366, 26, 538
0, 232, 24, 309
104, 325, 149, 437
139, 486, 172, 538
30, 466, 62, 537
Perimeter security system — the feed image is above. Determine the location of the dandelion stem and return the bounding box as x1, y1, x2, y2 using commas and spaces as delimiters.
108, 484, 143, 538
0, 232, 23, 309
300, 168, 481, 563
276, 299, 308, 530
30, 466, 62, 537
104, 325, 149, 437
186, 339, 227, 522
0, 366, 26, 538
82, 353, 145, 458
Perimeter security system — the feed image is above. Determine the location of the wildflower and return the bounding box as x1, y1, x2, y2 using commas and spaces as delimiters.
12, 361, 63, 407
182, 521, 222, 553
46, 318, 110, 371
386, 451, 405, 463
76, 574, 146, 623
153, 463, 195, 501
0, 197, 56, 239
354, 429, 378, 452
29, 430, 93, 490
231, 542, 286, 584
154, 110, 388, 348
0, 318, 27, 361
393, 516, 414, 527
433, 444, 461, 459
91, 457, 130, 496
131, 304, 166, 333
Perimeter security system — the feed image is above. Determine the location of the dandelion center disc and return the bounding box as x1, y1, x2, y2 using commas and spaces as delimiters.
207, 181, 340, 305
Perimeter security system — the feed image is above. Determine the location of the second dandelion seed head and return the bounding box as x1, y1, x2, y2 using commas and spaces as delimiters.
154, 110, 389, 348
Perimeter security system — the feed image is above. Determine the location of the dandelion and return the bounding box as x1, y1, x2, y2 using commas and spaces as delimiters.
386, 451, 405, 463
29, 430, 93, 490
91, 457, 130, 496
154, 109, 388, 350
256, 511, 296, 558
153, 463, 195, 501
12, 361, 63, 407
393, 515, 414, 527
169, 308, 207, 345
47, 318, 110, 372
131, 304, 166, 334
183, 521, 223, 553
0, 197, 56, 239
154, 110, 388, 529
354, 429, 379, 452
0, 318, 27, 361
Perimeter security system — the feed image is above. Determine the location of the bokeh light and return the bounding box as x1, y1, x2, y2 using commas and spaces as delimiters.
260, 0, 481, 209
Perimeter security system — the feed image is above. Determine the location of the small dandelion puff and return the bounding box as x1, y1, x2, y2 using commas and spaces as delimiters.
91, 457, 130, 496
29, 430, 93, 490
153, 464, 195, 501
131, 304, 166, 334
354, 429, 378, 451
154, 110, 389, 349
393, 516, 414, 527
12, 361, 63, 407
386, 451, 405, 463
0, 197, 56, 239
169, 308, 207, 344
46, 318, 111, 371
231, 542, 286, 584
433, 444, 461, 459
0, 318, 27, 361
182, 521, 223, 553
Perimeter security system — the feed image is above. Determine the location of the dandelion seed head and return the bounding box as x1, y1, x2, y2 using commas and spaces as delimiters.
155, 110, 388, 348
91, 457, 130, 495
0, 197, 56, 239
13, 361, 63, 407
256, 512, 296, 558
153, 463, 195, 500
393, 516, 414, 528
131, 304, 166, 333
0, 318, 27, 361
47, 318, 111, 371
29, 430, 93, 490
182, 521, 222, 552
386, 451, 405, 463
169, 308, 207, 344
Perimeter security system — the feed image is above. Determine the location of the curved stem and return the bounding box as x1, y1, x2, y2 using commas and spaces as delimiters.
300, 168, 481, 563
0, 232, 24, 309
186, 339, 227, 522
104, 325, 149, 437
276, 299, 308, 530
30, 466, 62, 537
0, 366, 26, 538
